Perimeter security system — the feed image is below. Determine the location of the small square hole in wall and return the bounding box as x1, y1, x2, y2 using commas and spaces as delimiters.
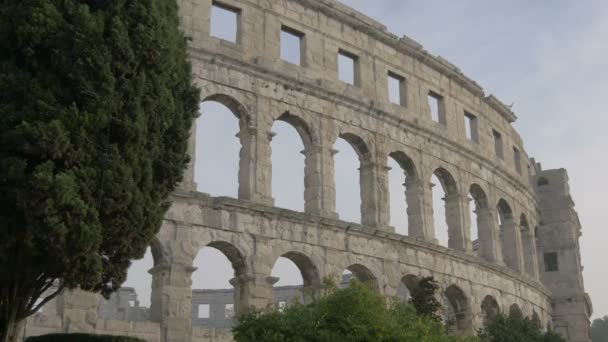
464, 111, 478, 142
210, 2, 240, 43
338, 50, 358, 85
428, 91, 444, 124
281, 26, 304, 66
128, 300, 135, 307
388, 72, 406, 106
198, 304, 210, 319
225, 303, 235, 319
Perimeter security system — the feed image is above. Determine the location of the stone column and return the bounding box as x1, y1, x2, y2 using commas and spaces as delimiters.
359, 161, 380, 227
177, 122, 197, 192
500, 218, 525, 272
238, 126, 274, 206
476, 207, 504, 264
302, 144, 337, 218
230, 274, 279, 311
375, 161, 393, 231
522, 228, 540, 279
149, 262, 196, 342
420, 180, 439, 243
61, 289, 100, 334
405, 178, 431, 240
444, 193, 472, 253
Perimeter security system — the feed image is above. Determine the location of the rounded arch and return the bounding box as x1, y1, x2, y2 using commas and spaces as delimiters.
397, 274, 420, 301
469, 184, 489, 209
276, 251, 321, 289
443, 284, 472, 335
389, 151, 418, 180
344, 264, 378, 290
276, 112, 314, 149
203, 241, 247, 276
509, 303, 523, 319
201, 93, 250, 127
496, 198, 514, 223
149, 238, 168, 266
481, 295, 500, 324
520, 213, 530, 230
338, 132, 372, 161
531, 311, 542, 329
433, 167, 458, 194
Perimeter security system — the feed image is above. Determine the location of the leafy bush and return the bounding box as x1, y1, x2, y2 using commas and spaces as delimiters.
477, 313, 565, 342
234, 280, 458, 342
25, 333, 145, 342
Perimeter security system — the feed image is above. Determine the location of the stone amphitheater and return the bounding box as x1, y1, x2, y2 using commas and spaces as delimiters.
24, 0, 592, 341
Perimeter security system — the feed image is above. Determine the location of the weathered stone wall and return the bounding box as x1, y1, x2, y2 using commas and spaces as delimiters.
23, 0, 591, 341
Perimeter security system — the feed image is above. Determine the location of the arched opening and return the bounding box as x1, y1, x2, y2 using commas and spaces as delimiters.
341, 264, 378, 290
191, 241, 246, 329
508, 303, 523, 320
497, 199, 521, 270
443, 285, 472, 336
397, 275, 420, 301
334, 133, 371, 224
531, 311, 542, 330
431, 168, 459, 248
195, 99, 245, 197
388, 151, 417, 236
480, 295, 500, 325
469, 184, 489, 257
271, 252, 321, 307
271, 113, 311, 212
100, 248, 154, 321
520, 214, 536, 277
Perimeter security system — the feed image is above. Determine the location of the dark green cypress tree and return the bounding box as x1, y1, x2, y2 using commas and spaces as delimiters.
0, 0, 199, 340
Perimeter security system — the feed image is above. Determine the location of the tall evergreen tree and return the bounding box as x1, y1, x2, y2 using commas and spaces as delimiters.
592, 316, 608, 342
0, 0, 199, 340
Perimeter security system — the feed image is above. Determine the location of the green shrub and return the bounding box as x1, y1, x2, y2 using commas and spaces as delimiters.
25, 333, 145, 342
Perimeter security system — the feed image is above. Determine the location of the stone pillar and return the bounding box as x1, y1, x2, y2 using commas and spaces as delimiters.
149, 262, 196, 342
375, 162, 392, 231
405, 178, 431, 240
61, 289, 101, 334
302, 144, 337, 218
522, 228, 540, 279
230, 274, 279, 311
177, 122, 197, 192
444, 193, 472, 253
238, 126, 274, 206
476, 207, 504, 264
500, 218, 525, 272
359, 161, 380, 227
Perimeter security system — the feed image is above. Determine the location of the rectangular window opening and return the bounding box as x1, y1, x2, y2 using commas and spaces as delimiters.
210, 2, 240, 43
513, 147, 522, 174
493, 129, 504, 160
338, 49, 359, 86
225, 303, 235, 319
281, 26, 304, 66
198, 304, 210, 319
428, 91, 444, 124
388, 72, 406, 106
464, 111, 478, 142
544, 252, 559, 272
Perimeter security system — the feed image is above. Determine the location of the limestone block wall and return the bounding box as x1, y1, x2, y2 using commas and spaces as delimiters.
23, 0, 591, 341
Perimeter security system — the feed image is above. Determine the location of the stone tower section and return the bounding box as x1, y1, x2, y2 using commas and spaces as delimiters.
535, 168, 592, 342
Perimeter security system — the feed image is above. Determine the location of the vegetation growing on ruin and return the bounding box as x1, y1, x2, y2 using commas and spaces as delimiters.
591, 316, 608, 342
0, 0, 199, 340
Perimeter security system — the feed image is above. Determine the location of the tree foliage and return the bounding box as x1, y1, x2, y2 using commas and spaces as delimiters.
0, 0, 199, 339
477, 312, 565, 342
592, 316, 608, 342
233, 280, 470, 342
409, 276, 442, 322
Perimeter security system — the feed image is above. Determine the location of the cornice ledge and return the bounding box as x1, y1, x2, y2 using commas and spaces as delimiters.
485, 95, 518, 123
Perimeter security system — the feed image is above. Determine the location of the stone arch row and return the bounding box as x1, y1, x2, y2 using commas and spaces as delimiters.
149, 235, 546, 335
190, 88, 538, 278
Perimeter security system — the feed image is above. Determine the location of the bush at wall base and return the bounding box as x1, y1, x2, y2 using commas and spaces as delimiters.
25, 334, 145, 342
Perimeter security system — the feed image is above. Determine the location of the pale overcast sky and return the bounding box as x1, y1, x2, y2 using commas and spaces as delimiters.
125, 0, 608, 319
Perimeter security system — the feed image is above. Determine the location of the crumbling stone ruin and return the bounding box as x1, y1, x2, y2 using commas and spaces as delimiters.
23, 0, 592, 341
